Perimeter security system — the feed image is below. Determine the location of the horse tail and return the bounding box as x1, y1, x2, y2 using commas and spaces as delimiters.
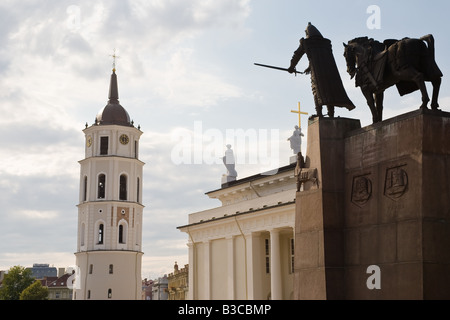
420, 34, 435, 59
419, 34, 443, 79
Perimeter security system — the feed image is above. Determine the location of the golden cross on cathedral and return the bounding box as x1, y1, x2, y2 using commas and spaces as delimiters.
291, 102, 309, 128
110, 49, 120, 72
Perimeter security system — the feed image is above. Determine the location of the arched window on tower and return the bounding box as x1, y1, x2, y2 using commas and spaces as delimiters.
108, 288, 112, 299
118, 223, 127, 244
98, 224, 104, 244
98, 174, 106, 199
119, 174, 127, 200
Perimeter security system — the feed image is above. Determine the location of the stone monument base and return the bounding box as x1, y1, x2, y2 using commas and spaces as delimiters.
294, 109, 450, 299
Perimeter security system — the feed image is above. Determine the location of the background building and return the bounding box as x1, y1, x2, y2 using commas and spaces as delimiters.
168, 262, 189, 300
141, 278, 153, 300
26, 264, 57, 279
44, 272, 74, 300
152, 275, 168, 300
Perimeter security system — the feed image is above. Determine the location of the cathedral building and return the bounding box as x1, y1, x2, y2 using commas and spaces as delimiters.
73, 66, 145, 300
178, 162, 296, 300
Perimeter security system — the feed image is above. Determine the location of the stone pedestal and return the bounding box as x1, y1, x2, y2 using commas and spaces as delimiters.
294, 117, 361, 299
294, 110, 450, 299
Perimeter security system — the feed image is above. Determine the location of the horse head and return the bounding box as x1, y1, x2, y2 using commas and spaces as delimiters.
343, 37, 371, 79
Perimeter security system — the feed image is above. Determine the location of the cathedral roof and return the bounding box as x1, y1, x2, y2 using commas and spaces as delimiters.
95, 70, 132, 127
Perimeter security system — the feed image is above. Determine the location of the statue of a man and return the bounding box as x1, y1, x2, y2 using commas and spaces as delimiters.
288, 22, 355, 118
223, 144, 237, 178
287, 125, 304, 154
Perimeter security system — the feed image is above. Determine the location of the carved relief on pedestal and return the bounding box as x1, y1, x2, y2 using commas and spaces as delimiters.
384, 165, 408, 200
296, 168, 319, 192
351, 174, 372, 207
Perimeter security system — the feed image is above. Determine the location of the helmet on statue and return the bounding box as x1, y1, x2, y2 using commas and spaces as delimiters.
305, 22, 323, 39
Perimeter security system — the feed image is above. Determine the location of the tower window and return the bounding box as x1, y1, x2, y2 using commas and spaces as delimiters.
100, 136, 109, 155
89, 264, 93, 274
108, 289, 112, 299
119, 174, 127, 200
134, 140, 138, 159
118, 224, 127, 244
98, 224, 104, 244
137, 178, 140, 203
98, 174, 106, 199
109, 264, 113, 274
83, 176, 88, 201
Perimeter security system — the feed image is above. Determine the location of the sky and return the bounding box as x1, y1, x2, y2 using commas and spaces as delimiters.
1, 0, 450, 280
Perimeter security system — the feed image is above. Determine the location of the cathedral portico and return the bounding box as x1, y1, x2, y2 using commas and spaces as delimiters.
178, 163, 296, 300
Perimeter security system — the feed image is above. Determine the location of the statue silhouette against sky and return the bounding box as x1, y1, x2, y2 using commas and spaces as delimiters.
223, 144, 237, 179
288, 22, 355, 118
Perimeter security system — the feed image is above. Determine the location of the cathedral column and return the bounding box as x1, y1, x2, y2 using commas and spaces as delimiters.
244, 233, 254, 300
270, 229, 282, 300
226, 236, 235, 300
187, 242, 195, 300
204, 240, 211, 299
246, 232, 263, 300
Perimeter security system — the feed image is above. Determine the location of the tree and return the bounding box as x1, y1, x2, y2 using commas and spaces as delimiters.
0, 266, 34, 300
20, 280, 49, 300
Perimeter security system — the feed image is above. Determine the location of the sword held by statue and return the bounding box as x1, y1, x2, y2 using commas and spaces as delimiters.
254, 63, 304, 75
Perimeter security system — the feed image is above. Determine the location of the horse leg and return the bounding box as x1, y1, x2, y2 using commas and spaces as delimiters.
362, 89, 378, 123
375, 91, 384, 122
416, 75, 430, 109
403, 69, 430, 109
430, 77, 441, 110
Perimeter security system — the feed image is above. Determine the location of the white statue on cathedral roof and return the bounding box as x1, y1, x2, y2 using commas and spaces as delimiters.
287, 125, 304, 154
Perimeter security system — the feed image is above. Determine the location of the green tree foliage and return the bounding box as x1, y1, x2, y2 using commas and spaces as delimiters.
0, 266, 34, 300
20, 280, 49, 300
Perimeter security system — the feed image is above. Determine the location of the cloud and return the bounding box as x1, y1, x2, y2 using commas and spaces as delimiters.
17, 210, 59, 220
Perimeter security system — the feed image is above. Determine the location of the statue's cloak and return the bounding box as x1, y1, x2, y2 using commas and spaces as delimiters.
302, 37, 355, 110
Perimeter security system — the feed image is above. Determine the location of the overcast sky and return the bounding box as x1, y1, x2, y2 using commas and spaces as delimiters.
1, 0, 450, 280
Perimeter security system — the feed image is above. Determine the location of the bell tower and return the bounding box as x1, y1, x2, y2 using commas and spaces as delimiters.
74, 64, 145, 300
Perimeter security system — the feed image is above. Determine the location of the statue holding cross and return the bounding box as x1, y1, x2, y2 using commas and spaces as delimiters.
288, 125, 304, 155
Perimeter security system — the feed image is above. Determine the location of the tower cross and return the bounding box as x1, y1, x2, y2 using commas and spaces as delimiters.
291, 102, 309, 128
110, 49, 120, 72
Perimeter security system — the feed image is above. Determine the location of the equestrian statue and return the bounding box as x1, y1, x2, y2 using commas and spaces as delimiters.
344, 35, 443, 123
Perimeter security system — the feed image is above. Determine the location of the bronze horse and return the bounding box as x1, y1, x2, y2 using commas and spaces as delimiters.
343, 35, 442, 123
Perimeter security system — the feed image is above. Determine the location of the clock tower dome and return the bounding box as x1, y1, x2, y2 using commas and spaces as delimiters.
74, 67, 145, 300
